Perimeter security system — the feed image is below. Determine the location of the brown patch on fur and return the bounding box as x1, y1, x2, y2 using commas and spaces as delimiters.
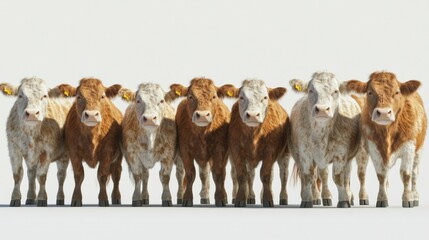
39, 151, 47, 165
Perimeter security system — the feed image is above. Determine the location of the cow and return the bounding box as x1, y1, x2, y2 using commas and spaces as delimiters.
345, 71, 427, 207
1, 77, 71, 207
119, 83, 185, 206
168, 77, 231, 207
222, 79, 290, 207
288, 71, 369, 208
55, 78, 123, 206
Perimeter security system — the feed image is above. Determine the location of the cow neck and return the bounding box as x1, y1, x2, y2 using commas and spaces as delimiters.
22, 121, 43, 137
309, 108, 338, 137
79, 122, 102, 146
141, 125, 160, 150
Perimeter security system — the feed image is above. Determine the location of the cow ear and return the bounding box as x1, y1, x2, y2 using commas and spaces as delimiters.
289, 79, 308, 93
0, 83, 18, 97
344, 80, 367, 94
268, 87, 287, 100
400, 80, 421, 96
165, 84, 188, 102
50, 84, 77, 97
118, 88, 135, 102
105, 84, 122, 98
217, 84, 239, 98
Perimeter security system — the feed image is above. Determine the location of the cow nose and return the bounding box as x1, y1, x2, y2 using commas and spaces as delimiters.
315, 105, 330, 114
195, 111, 211, 119
142, 114, 158, 126
82, 110, 101, 124
245, 111, 261, 122
24, 109, 40, 121
193, 110, 212, 125
373, 108, 394, 124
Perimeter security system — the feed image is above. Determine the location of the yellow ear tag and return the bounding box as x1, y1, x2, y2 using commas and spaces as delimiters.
63, 90, 69, 97
3, 87, 12, 95
175, 90, 181, 96
227, 91, 233, 97
122, 93, 130, 101
295, 84, 302, 92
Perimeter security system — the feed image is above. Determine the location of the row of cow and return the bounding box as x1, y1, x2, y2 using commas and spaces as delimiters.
0, 71, 426, 208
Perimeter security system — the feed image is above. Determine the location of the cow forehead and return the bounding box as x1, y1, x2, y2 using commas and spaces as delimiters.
309, 72, 339, 92
369, 73, 400, 94
78, 78, 105, 96
137, 83, 164, 100
19, 77, 48, 96
241, 79, 268, 97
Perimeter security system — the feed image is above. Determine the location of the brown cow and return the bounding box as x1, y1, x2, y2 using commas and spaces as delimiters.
168, 77, 231, 207
346, 71, 427, 207
55, 78, 123, 206
223, 79, 289, 207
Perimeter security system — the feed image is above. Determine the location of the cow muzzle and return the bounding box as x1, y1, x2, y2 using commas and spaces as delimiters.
243, 111, 262, 127
372, 107, 395, 125
81, 110, 102, 126
313, 104, 332, 121
24, 109, 42, 124
141, 114, 160, 129
193, 110, 212, 127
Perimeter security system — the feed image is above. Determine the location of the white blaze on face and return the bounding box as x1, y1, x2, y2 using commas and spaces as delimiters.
307, 72, 341, 122
135, 83, 166, 130
238, 80, 269, 127
16, 77, 49, 126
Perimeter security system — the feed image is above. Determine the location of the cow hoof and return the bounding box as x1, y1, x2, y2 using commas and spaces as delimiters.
279, 199, 288, 205
56, 199, 65, 206
71, 200, 82, 207
402, 201, 414, 208
182, 200, 193, 207
300, 201, 313, 208
132, 200, 143, 207
376, 200, 388, 208
234, 200, 246, 207
232, 199, 236, 204
142, 199, 149, 205
313, 199, 321, 205
99, 200, 110, 207
337, 201, 351, 208
112, 199, 121, 205
215, 199, 227, 207
247, 198, 256, 204
162, 200, 173, 207
26, 199, 36, 205
413, 200, 419, 207
10, 199, 21, 207
359, 199, 369, 205
200, 198, 210, 204
322, 199, 332, 206
350, 199, 354, 206
263, 200, 274, 208
37, 200, 48, 207
177, 199, 183, 204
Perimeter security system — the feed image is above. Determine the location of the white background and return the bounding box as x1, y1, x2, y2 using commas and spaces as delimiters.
0, 0, 428, 239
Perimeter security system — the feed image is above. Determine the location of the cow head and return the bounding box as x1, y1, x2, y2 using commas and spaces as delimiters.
168, 78, 230, 127
345, 71, 420, 126
55, 78, 121, 127
119, 83, 176, 130
218, 79, 286, 127
290, 72, 343, 122
1, 77, 61, 126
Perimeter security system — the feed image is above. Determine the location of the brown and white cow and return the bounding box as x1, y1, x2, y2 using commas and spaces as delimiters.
120, 83, 184, 206
223, 79, 290, 207
345, 71, 427, 207
1, 77, 71, 206
55, 78, 123, 206
168, 77, 230, 207
289, 72, 369, 208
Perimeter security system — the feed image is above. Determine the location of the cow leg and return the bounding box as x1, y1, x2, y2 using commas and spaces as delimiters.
333, 159, 351, 208
174, 155, 185, 204
159, 160, 173, 207
182, 153, 195, 207
24, 161, 37, 205
411, 150, 421, 207
299, 159, 315, 208
10, 153, 24, 207
110, 159, 122, 205
132, 170, 143, 207
319, 167, 332, 206
199, 163, 210, 204
97, 160, 110, 207
312, 166, 321, 205
356, 147, 369, 205
212, 155, 228, 207
247, 167, 256, 204
230, 161, 238, 204
260, 159, 275, 207
234, 157, 248, 207
36, 159, 50, 207
278, 155, 290, 205
400, 146, 415, 208
71, 157, 84, 207
56, 156, 69, 206
141, 166, 149, 205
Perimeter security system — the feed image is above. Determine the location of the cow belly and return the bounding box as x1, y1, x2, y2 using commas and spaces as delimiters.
139, 151, 159, 169
368, 140, 416, 171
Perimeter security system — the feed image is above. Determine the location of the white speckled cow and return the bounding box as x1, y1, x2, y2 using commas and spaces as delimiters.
1, 77, 72, 207
120, 83, 184, 206
288, 72, 369, 208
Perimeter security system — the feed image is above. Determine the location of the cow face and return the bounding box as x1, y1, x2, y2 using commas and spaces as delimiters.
169, 78, 229, 127
120, 83, 171, 130
56, 78, 121, 127
346, 72, 421, 126
1, 77, 58, 126
290, 72, 342, 122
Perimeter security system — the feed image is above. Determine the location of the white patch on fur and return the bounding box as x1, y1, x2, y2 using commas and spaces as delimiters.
238, 79, 269, 125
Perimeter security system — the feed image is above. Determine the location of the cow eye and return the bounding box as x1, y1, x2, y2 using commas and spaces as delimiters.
41, 95, 47, 100
309, 89, 314, 94
18, 95, 23, 98
188, 95, 193, 100
333, 90, 339, 95
239, 96, 244, 101
262, 96, 268, 101
368, 91, 373, 96
395, 90, 400, 95
101, 95, 105, 99
212, 96, 216, 99
160, 99, 165, 104
136, 100, 140, 103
